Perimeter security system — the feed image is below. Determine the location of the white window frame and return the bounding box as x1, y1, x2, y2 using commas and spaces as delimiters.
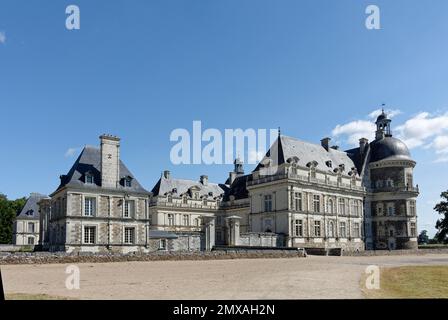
124, 227, 136, 244
314, 220, 321, 237
167, 214, 174, 226
159, 239, 167, 250
123, 199, 135, 218
313, 195, 320, 213
83, 225, 96, 244
84, 196, 96, 217
264, 195, 273, 212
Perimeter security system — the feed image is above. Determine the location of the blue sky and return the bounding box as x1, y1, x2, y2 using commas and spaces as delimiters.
1, 0, 447, 236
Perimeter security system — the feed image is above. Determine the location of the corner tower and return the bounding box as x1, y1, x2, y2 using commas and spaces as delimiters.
364, 111, 419, 250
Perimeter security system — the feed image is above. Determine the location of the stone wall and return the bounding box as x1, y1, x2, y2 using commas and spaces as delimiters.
239, 232, 286, 247
0, 250, 305, 265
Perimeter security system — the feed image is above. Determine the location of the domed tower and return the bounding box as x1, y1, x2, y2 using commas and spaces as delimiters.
364, 110, 419, 250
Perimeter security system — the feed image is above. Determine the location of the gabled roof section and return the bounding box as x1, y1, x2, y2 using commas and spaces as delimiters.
254, 135, 358, 176
54, 146, 149, 195
151, 175, 228, 199
16, 193, 48, 220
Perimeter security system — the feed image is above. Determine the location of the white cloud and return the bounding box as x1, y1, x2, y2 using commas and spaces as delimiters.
333, 109, 448, 162
0, 31, 6, 44
368, 108, 402, 119
432, 135, 448, 154
395, 112, 448, 161
332, 120, 376, 146
65, 147, 81, 158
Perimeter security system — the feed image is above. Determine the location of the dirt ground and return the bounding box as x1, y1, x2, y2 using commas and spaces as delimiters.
2, 254, 448, 299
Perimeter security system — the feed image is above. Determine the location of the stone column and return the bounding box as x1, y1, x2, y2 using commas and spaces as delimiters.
202, 215, 216, 251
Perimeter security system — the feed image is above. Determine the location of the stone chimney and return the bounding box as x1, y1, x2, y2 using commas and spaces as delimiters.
359, 138, 369, 155
229, 172, 237, 185
200, 175, 208, 185
100, 134, 120, 189
321, 137, 331, 151
163, 170, 171, 179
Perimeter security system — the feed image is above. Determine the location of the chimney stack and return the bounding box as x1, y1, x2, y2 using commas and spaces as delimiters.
359, 138, 369, 155
321, 137, 331, 151
100, 134, 120, 189
229, 172, 237, 185
200, 175, 208, 185
163, 170, 171, 179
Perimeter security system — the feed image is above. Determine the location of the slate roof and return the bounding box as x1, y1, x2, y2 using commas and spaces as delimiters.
54, 146, 149, 195
254, 135, 358, 176
16, 193, 48, 220
151, 175, 228, 198
223, 174, 250, 201
346, 136, 413, 173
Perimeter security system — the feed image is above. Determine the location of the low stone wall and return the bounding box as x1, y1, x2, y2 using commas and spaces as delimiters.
0, 244, 34, 252
0, 249, 305, 265
342, 248, 448, 256
239, 232, 286, 247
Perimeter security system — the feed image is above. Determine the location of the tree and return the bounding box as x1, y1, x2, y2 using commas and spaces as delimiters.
434, 191, 448, 244
418, 230, 429, 244
0, 194, 16, 244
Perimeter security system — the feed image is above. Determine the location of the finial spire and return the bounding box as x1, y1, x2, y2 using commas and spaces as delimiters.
278, 127, 281, 137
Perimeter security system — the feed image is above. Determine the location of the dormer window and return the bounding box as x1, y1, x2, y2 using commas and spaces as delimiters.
121, 176, 132, 188
326, 161, 332, 168
85, 173, 94, 184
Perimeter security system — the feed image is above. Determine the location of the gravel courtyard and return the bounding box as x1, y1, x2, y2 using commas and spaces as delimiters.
2, 254, 448, 299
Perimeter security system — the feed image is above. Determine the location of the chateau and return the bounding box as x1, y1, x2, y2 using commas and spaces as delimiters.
37, 111, 418, 253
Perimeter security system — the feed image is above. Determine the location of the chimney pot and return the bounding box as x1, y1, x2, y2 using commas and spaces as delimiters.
200, 175, 208, 185
321, 137, 331, 151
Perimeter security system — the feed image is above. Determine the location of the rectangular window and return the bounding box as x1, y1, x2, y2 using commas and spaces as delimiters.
159, 239, 167, 250
167, 214, 174, 226
84, 197, 96, 217
387, 204, 395, 216
27, 237, 34, 245
293, 219, 303, 237
338, 198, 345, 215
353, 223, 360, 238
409, 201, 416, 216
264, 195, 273, 212
313, 195, 320, 213
124, 227, 135, 244
84, 226, 96, 244
28, 222, 35, 233
183, 214, 190, 226
314, 221, 321, 237
295, 193, 302, 211
124, 200, 135, 218
410, 223, 416, 237
86, 174, 94, 184
340, 222, 346, 238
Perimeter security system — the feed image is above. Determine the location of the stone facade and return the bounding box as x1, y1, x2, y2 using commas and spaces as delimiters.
39, 111, 418, 253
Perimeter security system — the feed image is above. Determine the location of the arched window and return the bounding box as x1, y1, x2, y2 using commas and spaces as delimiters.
327, 199, 334, 214
328, 221, 334, 238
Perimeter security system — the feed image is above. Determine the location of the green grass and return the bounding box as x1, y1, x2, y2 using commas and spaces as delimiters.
6, 293, 74, 300
362, 266, 448, 298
